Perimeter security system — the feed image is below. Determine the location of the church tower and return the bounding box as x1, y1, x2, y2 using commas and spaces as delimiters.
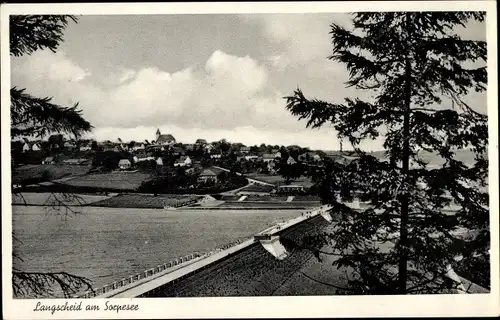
156, 128, 161, 141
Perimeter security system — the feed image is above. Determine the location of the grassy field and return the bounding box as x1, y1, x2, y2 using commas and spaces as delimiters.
89, 193, 201, 209
12, 164, 91, 184
247, 174, 314, 187
61, 172, 152, 191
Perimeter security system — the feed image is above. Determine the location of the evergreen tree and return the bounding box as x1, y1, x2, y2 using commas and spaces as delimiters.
11, 15, 94, 298
10, 15, 92, 141
285, 12, 488, 294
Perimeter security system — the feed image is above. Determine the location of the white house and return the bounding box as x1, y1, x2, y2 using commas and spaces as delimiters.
309, 153, 321, 162
174, 156, 192, 167
244, 155, 260, 161
197, 168, 218, 183
79, 143, 92, 151
156, 157, 164, 166
240, 146, 251, 154
132, 143, 145, 151
42, 157, 55, 164
31, 143, 41, 151
262, 153, 275, 163
135, 156, 155, 163
22, 143, 31, 152
118, 159, 132, 170
287, 156, 297, 165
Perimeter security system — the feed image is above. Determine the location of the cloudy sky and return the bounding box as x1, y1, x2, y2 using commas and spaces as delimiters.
10, 14, 487, 150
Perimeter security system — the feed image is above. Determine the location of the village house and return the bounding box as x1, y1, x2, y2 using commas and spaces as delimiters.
197, 168, 218, 184
174, 155, 192, 167
155, 157, 167, 166
262, 153, 275, 163
22, 141, 40, 152
42, 156, 55, 164
133, 152, 155, 163
298, 152, 321, 163
118, 159, 132, 170
79, 142, 92, 151
244, 154, 260, 161
240, 146, 251, 154
185, 144, 195, 151
309, 152, 322, 162
210, 152, 222, 159
287, 156, 297, 165
155, 129, 176, 146
132, 143, 145, 151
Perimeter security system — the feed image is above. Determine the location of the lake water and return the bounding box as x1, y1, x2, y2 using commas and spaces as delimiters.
12, 205, 305, 295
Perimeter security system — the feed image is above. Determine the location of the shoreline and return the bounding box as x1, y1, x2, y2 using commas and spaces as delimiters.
12, 192, 322, 210
11, 203, 318, 210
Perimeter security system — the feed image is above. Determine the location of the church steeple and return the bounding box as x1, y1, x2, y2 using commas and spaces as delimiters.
156, 128, 161, 141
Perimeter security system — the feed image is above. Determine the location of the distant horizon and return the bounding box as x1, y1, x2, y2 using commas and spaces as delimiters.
14, 133, 485, 155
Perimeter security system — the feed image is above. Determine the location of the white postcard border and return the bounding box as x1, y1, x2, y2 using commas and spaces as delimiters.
1, 1, 498, 319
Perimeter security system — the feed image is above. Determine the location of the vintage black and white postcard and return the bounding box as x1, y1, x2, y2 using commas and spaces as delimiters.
1, 1, 498, 319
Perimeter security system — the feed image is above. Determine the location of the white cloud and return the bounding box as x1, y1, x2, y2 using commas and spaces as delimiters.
16, 51, 91, 83
13, 49, 350, 149
241, 14, 350, 66
118, 68, 137, 83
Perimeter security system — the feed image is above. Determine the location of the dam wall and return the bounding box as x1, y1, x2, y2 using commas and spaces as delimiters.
140, 214, 329, 297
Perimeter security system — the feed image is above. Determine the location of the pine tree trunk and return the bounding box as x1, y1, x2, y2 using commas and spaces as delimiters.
398, 22, 412, 293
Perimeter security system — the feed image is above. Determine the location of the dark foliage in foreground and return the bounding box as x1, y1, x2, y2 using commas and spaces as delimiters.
11, 15, 94, 298
285, 12, 488, 294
